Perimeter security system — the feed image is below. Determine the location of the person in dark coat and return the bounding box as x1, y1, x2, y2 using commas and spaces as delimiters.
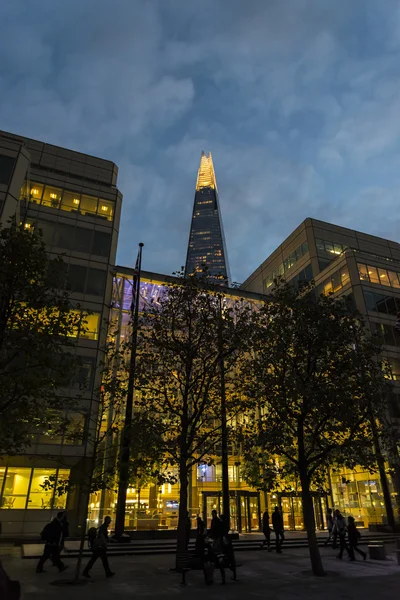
208, 509, 222, 540
195, 516, 205, 558
82, 516, 115, 578
333, 509, 353, 560
271, 506, 283, 553
36, 512, 68, 573
261, 510, 271, 550
52, 511, 69, 566
324, 508, 334, 547
347, 516, 366, 561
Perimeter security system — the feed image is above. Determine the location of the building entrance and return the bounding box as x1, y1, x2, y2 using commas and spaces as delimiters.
278, 493, 328, 530
202, 490, 261, 532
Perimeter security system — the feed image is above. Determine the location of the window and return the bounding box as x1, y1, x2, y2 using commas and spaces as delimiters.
364, 291, 400, 315
53, 222, 75, 250
74, 226, 93, 254
53, 470, 69, 509
98, 200, 113, 219
72, 358, 95, 390
80, 313, 100, 340
341, 265, 350, 285
264, 241, 309, 289
1, 468, 31, 509
28, 469, 57, 509
63, 412, 85, 445
80, 194, 98, 215
315, 238, 345, 255
358, 264, 369, 281
61, 191, 81, 212
28, 182, 115, 222
367, 266, 380, 284
42, 185, 62, 208
388, 271, 400, 289
66, 264, 87, 294
323, 279, 333, 295
30, 183, 44, 203
92, 231, 111, 257
332, 270, 342, 293
378, 268, 389, 285
316, 238, 325, 251
389, 358, 400, 381
388, 393, 400, 419
0, 155, 16, 185
316, 265, 350, 295
86, 268, 107, 296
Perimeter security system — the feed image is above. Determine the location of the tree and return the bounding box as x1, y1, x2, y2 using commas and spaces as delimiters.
136, 272, 252, 564
241, 282, 393, 575
0, 223, 84, 454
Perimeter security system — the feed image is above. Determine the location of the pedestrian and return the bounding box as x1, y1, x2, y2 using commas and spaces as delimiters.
52, 511, 69, 567
195, 516, 205, 558
271, 506, 283, 553
261, 510, 271, 550
36, 512, 68, 574
82, 516, 115, 578
347, 516, 366, 561
333, 509, 352, 560
324, 508, 334, 547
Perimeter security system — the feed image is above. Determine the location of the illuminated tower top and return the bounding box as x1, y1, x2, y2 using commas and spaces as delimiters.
185, 152, 231, 285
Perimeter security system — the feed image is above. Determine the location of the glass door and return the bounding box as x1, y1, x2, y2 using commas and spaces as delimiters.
249, 495, 260, 531
203, 493, 221, 529
292, 497, 304, 529
281, 496, 294, 530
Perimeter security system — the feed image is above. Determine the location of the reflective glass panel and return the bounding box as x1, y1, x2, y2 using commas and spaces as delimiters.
27, 469, 56, 509
340, 265, 350, 284
378, 268, 389, 286
368, 266, 380, 284
358, 264, 369, 281
2, 468, 31, 509
80, 194, 98, 215
42, 186, 62, 208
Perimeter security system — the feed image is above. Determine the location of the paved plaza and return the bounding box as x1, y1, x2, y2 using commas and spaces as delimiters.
2, 543, 400, 599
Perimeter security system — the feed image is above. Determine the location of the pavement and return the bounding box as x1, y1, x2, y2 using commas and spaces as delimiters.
2, 543, 400, 599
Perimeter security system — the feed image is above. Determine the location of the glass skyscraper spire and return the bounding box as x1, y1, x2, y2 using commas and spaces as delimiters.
185, 152, 231, 285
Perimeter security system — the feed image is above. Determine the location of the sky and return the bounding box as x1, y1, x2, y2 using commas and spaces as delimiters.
1, 1, 400, 283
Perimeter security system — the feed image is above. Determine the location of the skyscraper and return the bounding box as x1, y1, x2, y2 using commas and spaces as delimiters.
185, 152, 231, 285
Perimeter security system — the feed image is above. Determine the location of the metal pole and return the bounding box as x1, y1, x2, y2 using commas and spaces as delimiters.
218, 295, 230, 526
114, 243, 144, 538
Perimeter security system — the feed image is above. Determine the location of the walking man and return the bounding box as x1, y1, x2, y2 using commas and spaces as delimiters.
82, 516, 115, 578
261, 510, 271, 550
272, 506, 283, 553
324, 508, 334, 547
36, 512, 68, 574
333, 509, 352, 560
347, 516, 366, 561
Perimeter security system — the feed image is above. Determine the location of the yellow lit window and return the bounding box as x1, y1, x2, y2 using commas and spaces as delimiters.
29, 183, 44, 202
368, 266, 380, 284
61, 191, 81, 212
378, 268, 389, 286
73, 198, 80, 205
27, 469, 57, 509
98, 199, 114, 221
42, 185, 62, 208
2, 468, 31, 509
388, 271, 400, 288
323, 280, 333, 295
358, 264, 369, 281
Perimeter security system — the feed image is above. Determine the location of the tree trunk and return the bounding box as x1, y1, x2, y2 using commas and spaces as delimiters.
176, 460, 189, 569
370, 412, 396, 530
300, 468, 325, 576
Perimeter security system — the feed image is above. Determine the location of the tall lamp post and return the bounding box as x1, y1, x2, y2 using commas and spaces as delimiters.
114, 243, 144, 538
218, 294, 230, 526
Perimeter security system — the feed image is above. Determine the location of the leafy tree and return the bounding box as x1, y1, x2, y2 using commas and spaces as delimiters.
241, 282, 393, 575
0, 223, 84, 454
136, 272, 252, 563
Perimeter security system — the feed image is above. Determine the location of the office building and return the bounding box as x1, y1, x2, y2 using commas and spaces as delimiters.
185, 152, 231, 285
0, 130, 122, 535
242, 217, 400, 529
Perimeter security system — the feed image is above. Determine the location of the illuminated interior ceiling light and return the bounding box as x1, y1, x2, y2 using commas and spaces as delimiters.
196, 151, 217, 190
101, 205, 109, 212
73, 198, 80, 205
31, 188, 39, 195
50, 193, 57, 199
24, 223, 31, 229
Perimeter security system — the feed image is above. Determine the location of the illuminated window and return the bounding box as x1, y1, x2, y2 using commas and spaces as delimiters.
61, 191, 81, 212
378, 268, 389, 285
388, 271, 400, 288
358, 264, 369, 281
30, 183, 44, 202
1, 468, 31, 509
42, 186, 62, 208
323, 279, 333, 295
80, 312, 100, 340
27, 469, 57, 509
80, 194, 98, 215
97, 199, 114, 221
341, 265, 350, 284
368, 267, 380, 284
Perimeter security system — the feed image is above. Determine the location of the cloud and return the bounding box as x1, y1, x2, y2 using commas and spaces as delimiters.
0, 0, 400, 282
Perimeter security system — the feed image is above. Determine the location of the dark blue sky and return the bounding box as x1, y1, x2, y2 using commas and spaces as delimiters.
1, 0, 400, 282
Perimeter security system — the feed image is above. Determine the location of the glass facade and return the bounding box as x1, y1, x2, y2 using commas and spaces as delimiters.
264, 241, 309, 289
315, 265, 350, 295
185, 153, 231, 284
364, 291, 400, 315
0, 467, 70, 510
358, 263, 400, 288
28, 181, 114, 222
